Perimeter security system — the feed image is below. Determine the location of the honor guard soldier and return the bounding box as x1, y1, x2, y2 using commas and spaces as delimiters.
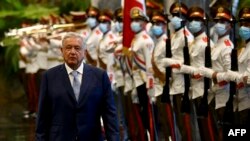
97, 9, 116, 71
161, 2, 194, 140
85, 6, 103, 66
150, 10, 172, 140
199, 6, 233, 141
235, 6, 250, 128
97, 9, 122, 140
112, 8, 130, 141
185, 6, 216, 141
129, 7, 155, 140
19, 34, 34, 118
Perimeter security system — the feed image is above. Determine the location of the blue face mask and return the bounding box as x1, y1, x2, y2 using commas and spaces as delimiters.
87, 17, 97, 28
115, 21, 123, 32
188, 20, 202, 33
215, 23, 228, 36
152, 25, 164, 36
170, 16, 183, 29
130, 21, 142, 33
99, 23, 109, 33
239, 26, 250, 40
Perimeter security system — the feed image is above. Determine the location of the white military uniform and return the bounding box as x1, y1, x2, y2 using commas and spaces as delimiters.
113, 33, 125, 88
85, 27, 103, 66
236, 41, 250, 111
169, 27, 194, 95
35, 34, 48, 71
76, 26, 90, 43
97, 30, 117, 85
130, 30, 154, 88
189, 32, 214, 99
211, 35, 233, 109
25, 36, 40, 74
19, 36, 29, 70
47, 32, 65, 69
152, 34, 167, 97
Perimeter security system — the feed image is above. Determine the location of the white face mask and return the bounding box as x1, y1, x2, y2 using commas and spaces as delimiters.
170, 16, 183, 29
130, 21, 142, 33
239, 26, 250, 40
99, 23, 109, 33
115, 21, 123, 32
188, 20, 202, 33
86, 17, 97, 28
215, 23, 228, 36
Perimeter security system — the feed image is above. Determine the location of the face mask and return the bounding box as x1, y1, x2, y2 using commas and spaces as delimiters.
215, 23, 228, 36
170, 16, 183, 29
115, 21, 123, 32
130, 21, 142, 33
99, 23, 109, 33
152, 25, 164, 36
87, 17, 97, 28
188, 20, 202, 33
239, 26, 250, 40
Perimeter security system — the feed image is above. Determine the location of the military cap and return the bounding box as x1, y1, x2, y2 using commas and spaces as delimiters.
146, 0, 163, 10
170, 2, 188, 17
151, 10, 167, 23
114, 8, 123, 21
238, 7, 250, 22
86, 6, 100, 17
214, 6, 232, 21
70, 11, 87, 23
98, 9, 113, 22
187, 6, 205, 21
130, 7, 148, 21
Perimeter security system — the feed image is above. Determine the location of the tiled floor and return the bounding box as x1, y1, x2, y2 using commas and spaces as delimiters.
0, 98, 36, 141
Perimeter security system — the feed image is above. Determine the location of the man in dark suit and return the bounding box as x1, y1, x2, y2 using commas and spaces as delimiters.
35, 32, 120, 141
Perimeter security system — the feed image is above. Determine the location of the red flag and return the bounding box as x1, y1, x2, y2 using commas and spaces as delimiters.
123, 0, 146, 48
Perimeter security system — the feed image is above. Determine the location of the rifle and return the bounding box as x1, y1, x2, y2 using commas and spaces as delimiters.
223, 7, 238, 126
196, 2, 216, 140
198, 9, 211, 118
178, 1, 192, 141
160, 11, 176, 141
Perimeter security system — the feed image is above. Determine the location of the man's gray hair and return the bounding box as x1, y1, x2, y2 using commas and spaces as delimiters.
62, 32, 84, 49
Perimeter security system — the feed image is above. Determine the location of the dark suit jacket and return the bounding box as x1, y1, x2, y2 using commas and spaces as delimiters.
36, 63, 119, 141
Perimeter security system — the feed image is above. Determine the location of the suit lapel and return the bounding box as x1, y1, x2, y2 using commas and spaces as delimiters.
61, 65, 77, 102
78, 64, 92, 104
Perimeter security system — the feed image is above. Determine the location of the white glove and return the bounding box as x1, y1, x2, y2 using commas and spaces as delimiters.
247, 76, 250, 84
160, 58, 181, 68
226, 70, 240, 82
180, 65, 196, 74
216, 72, 228, 82
199, 67, 214, 78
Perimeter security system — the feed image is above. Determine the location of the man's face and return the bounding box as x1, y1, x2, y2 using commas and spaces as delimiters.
61, 37, 84, 69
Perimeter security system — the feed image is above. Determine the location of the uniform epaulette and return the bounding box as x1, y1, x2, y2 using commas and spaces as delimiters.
202, 37, 208, 43
83, 31, 87, 36
142, 34, 148, 39
96, 30, 101, 35
224, 39, 231, 47
184, 29, 190, 36
109, 34, 113, 39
